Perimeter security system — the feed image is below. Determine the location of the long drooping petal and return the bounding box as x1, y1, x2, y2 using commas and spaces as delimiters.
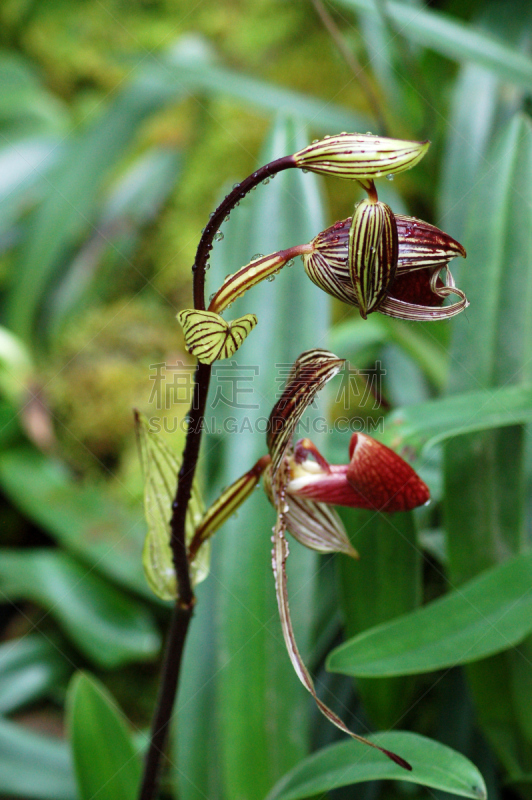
271, 481, 411, 770
266, 352, 413, 768
267, 349, 344, 475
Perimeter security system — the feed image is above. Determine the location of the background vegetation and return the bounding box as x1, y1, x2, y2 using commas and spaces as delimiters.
1, 0, 532, 798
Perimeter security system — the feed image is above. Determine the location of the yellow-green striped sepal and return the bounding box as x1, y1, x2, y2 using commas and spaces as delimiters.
177, 309, 257, 364
188, 455, 270, 561
348, 199, 398, 318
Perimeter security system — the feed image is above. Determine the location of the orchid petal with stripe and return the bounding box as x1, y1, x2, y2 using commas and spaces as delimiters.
188, 455, 271, 561
267, 349, 344, 476
348, 199, 398, 318
304, 213, 467, 321
177, 309, 257, 364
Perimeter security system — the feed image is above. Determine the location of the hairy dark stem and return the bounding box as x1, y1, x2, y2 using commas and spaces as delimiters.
138, 153, 296, 800
138, 604, 193, 800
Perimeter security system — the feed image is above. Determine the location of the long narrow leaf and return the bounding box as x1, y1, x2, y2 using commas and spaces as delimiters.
328, 551, 532, 677
334, 0, 532, 90
266, 732, 486, 800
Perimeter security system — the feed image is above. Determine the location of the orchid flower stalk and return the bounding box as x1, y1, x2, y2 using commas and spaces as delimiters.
138, 130, 463, 800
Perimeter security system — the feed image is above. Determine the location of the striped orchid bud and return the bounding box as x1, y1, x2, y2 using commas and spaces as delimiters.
304, 214, 467, 320
293, 133, 429, 182
348, 199, 398, 319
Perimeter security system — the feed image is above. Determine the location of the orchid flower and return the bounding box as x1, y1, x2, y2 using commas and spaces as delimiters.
187, 350, 429, 769
180, 208, 467, 362
178, 133, 466, 365
208, 212, 466, 320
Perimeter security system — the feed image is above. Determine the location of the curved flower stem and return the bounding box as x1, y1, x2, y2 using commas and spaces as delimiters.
138, 153, 296, 800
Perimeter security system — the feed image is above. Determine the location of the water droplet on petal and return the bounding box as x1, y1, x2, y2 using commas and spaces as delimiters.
251, 253, 264, 261
215, 231, 224, 241
366, 131, 373, 135
201, 227, 206, 233
225, 214, 230, 222
386, 173, 394, 181
312, 139, 319, 144
302, 168, 309, 174
209, 292, 215, 302
267, 275, 275, 282
286, 258, 295, 268
262, 177, 270, 185
232, 183, 240, 190
205, 262, 211, 271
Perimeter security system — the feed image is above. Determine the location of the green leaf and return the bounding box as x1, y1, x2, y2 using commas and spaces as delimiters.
0, 446, 151, 598
135, 410, 207, 601
329, 315, 448, 390
49, 147, 182, 333
336, 508, 421, 728
444, 113, 532, 774
0, 635, 70, 714
328, 551, 532, 677
0, 549, 160, 667
67, 672, 141, 800
334, 0, 532, 90
161, 36, 370, 133
0, 716, 75, 800
0, 138, 63, 237
172, 574, 221, 800
266, 732, 486, 800
379, 384, 532, 458
6, 76, 185, 342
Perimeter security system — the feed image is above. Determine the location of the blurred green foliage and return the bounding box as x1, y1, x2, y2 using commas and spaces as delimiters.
1, 0, 532, 798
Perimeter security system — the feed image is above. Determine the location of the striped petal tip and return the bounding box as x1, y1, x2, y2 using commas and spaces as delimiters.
177, 309, 257, 364
293, 133, 429, 181
267, 349, 344, 475
303, 213, 467, 320
349, 199, 398, 318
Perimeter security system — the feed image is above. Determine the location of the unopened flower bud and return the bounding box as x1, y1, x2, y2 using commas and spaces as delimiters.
293, 133, 429, 181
